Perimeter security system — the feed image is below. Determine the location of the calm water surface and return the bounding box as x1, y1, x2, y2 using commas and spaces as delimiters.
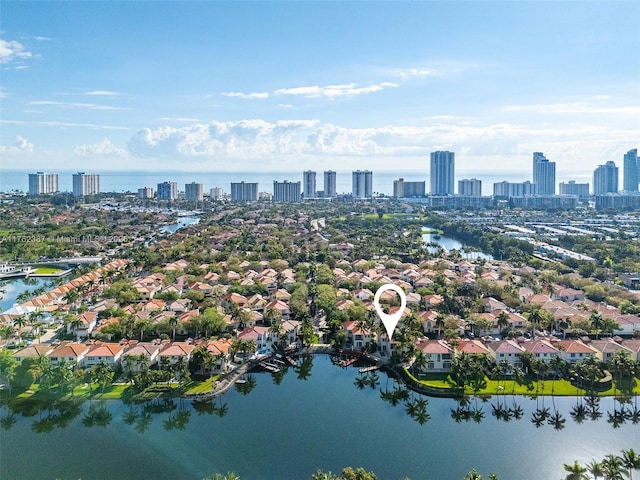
422, 232, 494, 260
1, 356, 637, 480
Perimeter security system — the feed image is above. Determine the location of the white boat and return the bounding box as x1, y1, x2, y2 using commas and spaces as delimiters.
0, 264, 36, 279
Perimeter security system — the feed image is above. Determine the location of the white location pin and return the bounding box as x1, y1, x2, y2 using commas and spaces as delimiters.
373, 283, 407, 340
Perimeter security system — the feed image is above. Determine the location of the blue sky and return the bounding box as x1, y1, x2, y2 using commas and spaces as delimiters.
1, 1, 638, 176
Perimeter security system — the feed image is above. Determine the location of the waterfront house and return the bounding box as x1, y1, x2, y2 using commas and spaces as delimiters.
237, 326, 272, 351
621, 340, 640, 361
455, 339, 491, 357
486, 340, 525, 370
520, 339, 562, 362
588, 339, 634, 364
343, 321, 372, 351
157, 341, 196, 367
48, 342, 91, 367
415, 338, 454, 372
12, 343, 55, 363
122, 341, 162, 368
555, 339, 598, 364
84, 342, 125, 368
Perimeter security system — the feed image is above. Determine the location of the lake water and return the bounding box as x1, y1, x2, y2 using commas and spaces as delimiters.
0, 277, 51, 313
1, 356, 637, 480
422, 231, 494, 260
160, 216, 201, 234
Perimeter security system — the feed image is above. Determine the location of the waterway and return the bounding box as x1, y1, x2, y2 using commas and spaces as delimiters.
0, 277, 51, 312
160, 216, 201, 234
422, 231, 494, 260
1, 356, 636, 480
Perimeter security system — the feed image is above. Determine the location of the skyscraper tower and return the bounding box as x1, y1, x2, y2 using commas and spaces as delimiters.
73, 172, 100, 197
430, 151, 455, 195
324, 170, 337, 197
303, 170, 316, 199
623, 148, 639, 193
352, 170, 373, 199
532, 152, 556, 195
593, 161, 618, 195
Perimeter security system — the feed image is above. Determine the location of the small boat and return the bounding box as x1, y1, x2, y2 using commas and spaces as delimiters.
235, 377, 247, 385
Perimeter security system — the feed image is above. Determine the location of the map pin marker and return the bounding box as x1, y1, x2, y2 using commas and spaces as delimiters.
373, 283, 407, 340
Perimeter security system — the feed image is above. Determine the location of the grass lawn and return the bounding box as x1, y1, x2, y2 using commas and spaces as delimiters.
410, 371, 640, 397
184, 375, 220, 395
33, 267, 64, 274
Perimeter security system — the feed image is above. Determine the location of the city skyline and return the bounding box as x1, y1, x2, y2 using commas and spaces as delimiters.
1, 2, 638, 174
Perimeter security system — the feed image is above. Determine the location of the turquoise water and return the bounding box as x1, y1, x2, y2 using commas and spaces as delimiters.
1, 356, 637, 480
422, 232, 494, 260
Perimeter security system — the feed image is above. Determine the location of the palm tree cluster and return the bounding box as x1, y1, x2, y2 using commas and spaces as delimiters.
564, 449, 640, 480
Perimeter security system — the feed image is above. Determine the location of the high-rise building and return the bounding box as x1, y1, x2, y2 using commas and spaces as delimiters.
559, 181, 590, 197
28, 172, 58, 195
532, 152, 556, 195
273, 180, 301, 202
324, 170, 337, 197
393, 178, 425, 198
157, 181, 178, 201
352, 170, 373, 199
623, 149, 639, 192
230, 182, 258, 202
493, 181, 536, 198
593, 161, 619, 195
303, 171, 316, 199
185, 182, 204, 201
137, 187, 154, 199
430, 151, 455, 195
210, 187, 224, 200
72, 172, 100, 197
458, 178, 482, 197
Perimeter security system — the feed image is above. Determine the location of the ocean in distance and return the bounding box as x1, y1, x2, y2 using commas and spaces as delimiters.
1, 169, 593, 197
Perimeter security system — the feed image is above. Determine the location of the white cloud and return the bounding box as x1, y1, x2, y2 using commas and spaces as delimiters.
122, 118, 639, 174
222, 91, 269, 99
29, 100, 128, 110
504, 103, 640, 115
0, 136, 34, 153
274, 82, 398, 98
1, 119, 130, 130
75, 138, 128, 157
85, 90, 118, 96
399, 68, 440, 79
0, 39, 33, 64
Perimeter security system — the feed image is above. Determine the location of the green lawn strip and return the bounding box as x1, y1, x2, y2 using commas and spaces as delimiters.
184, 375, 220, 395
408, 371, 639, 397
33, 267, 63, 274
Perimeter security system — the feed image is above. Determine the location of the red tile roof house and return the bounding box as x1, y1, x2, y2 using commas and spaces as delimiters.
122, 342, 163, 369
620, 340, 640, 362
84, 342, 125, 368
237, 326, 273, 352
520, 339, 562, 362
48, 342, 91, 368
486, 340, 526, 371
555, 340, 598, 364
415, 338, 454, 372
12, 344, 55, 363
588, 339, 635, 365
203, 338, 233, 374
455, 339, 491, 357
157, 342, 196, 367
342, 321, 373, 351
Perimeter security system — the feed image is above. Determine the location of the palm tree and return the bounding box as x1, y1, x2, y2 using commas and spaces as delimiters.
621, 449, 640, 480
586, 460, 604, 480
169, 315, 179, 341
563, 460, 589, 480
600, 454, 628, 480
13, 316, 28, 338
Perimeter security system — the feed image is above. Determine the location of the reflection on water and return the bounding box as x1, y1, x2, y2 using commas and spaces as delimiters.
422, 232, 494, 260
1, 355, 637, 480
